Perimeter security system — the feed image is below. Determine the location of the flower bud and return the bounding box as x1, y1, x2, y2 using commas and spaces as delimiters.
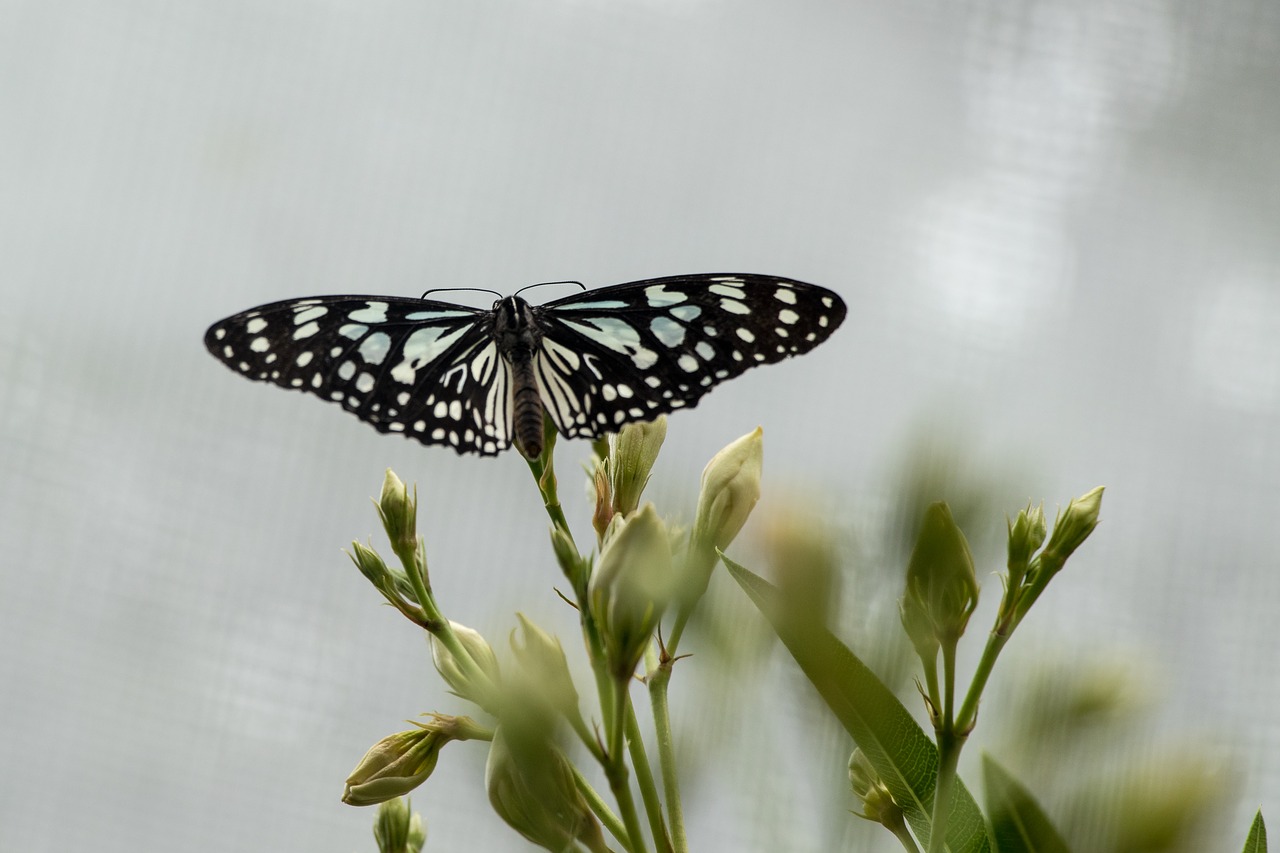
485, 725, 603, 852
762, 506, 839, 628
693, 427, 763, 551
343, 727, 445, 807
903, 502, 979, 645
377, 469, 418, 560
549, 526, 583, 586
609, 416, 667, 517
510, 614, 582, 724
372, 797, 426, 853
1006, 501, 1047, 585
1042, 486, 1104, 568
591, 460, 614, 541
431, 621, 500, 710
349, 540, 393, 587
588, 503, 674, 678
848, 749, 905, 830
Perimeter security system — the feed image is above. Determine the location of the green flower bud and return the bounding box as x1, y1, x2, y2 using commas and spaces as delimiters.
431, 621, 500, 709
510, 614, 582, 724
899, 586, 940, 663
344, 727, 445, 807
848, 749, 905, 830
693, 427, 763, 551
349, 539, 393, 587
549, 526, 583, 586
762, 507, 839, 628
591, 460, 614, 542
903, 502, 979, 644
372, 797, 426, 853
1042, 486, 1104, 567
588, 503, 674, 678
377, 469, 418, 560
1006, 501, 1047, 585
609, 416, 667, 517
485, 725, 603, 853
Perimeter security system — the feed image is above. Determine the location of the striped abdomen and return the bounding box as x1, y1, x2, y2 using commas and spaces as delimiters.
510, 347, 545, 459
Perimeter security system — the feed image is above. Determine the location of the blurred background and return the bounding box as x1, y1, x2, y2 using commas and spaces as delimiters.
2, 1, 1278, 850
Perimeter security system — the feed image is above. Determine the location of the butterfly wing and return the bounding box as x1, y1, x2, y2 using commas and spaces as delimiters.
204, 296, 519, 455
531, 274, 846, 438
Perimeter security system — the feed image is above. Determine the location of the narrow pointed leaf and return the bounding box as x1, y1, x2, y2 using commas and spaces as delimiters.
982, 755, 1070, 853
1243, 810, 1267, 853
725, 555, 991, 853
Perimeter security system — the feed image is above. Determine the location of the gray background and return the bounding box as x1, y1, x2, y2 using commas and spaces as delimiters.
3, 1, 1278, 850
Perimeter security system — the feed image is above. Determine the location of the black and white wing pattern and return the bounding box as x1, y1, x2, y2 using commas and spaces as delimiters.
205, 296, 517, 454
530, 274, 845, 439
205, 273, 846, 457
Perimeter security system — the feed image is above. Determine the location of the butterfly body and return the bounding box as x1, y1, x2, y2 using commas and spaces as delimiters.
205, 274, 846, 458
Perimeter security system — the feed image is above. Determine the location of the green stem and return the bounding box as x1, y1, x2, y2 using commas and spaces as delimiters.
625, 703, 673, 853
926, 640, 962, 853
526, 439, 576, 548
647, 658, 685, 853
606, 677, 650, 853
955, 628, 1009, 734
572, 764, 630, 850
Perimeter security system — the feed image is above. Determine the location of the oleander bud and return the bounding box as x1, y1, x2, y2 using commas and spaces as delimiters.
431, 621, 500, 710
693, 427, 763, 551
848, 749, 905, 831
377, 469, 418, 559
1006, 501, 1047, 586
343, 727, 445, 807
588, 503, 674, 678
1042, 486, 1104, 568
372, 797, 426, 853
609, 416, 667, 517
902, 502, 979, 644
510, 614, 582, 723
485, 725, 604, 852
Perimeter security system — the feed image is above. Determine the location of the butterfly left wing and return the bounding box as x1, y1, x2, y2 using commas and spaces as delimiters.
531, 273, 846, 439
204, 296, 519, 455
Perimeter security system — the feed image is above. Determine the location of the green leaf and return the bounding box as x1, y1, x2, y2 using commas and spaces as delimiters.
1243, 810, 1268, 853
725, 555, 991, 853
981, 755, 1070, 853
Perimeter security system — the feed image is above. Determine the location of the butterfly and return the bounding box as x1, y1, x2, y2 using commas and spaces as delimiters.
205, 273, 846, 459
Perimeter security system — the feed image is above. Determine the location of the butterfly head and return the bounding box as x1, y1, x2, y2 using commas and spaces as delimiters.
492, 295, 543, 356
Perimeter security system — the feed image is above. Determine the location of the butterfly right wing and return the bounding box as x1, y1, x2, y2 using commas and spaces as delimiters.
204, 296, 517, 455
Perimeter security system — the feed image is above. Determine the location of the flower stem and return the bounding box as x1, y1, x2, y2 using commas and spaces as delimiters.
625, 702, 674, 853
606, 677, 650, 853
647, 656, 686, 853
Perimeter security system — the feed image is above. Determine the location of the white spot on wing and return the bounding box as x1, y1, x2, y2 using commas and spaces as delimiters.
348, 302, 388, 323
250, 337, 270, 353
677, 354, 699, 372
774, 287, 797, 305
720, 299, 750, 315
246, 318, 268, 334
737, 328, 755, 343
650, 316, 685, 347
644, 284, 687, 306
359, 332, 392, 365
293, 322, 320, 340
778, 309, 799, 325
709, 283, 746, 299
391, 325, 469, 384
294, 306, 328, 324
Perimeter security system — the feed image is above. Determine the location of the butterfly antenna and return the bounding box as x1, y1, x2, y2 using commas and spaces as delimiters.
420, 286, 504, 299
514, 280, 587, 297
